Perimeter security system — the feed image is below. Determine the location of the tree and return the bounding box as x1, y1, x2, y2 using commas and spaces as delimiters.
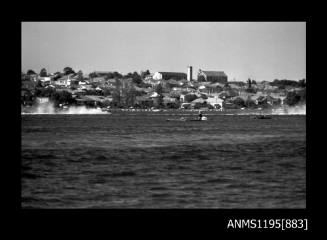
27, 70, 36, 75
102, 88, 111, 96
285, 90, 304, 106
154, 83, 163, 95
165, 102, 180, 109
50, 91, 74, 106
76, 70, 83, 80
231, 97, 246, 108
246, 78, 257, 93
124, 72, 133, 78
140, 70, 151, 79
245, 97, 257, 108
184, 94, 197, 103
113, 71, 123, 79
246, 87, 257, 94
270, 79, 300, 88
40, 68, 48, 77
27, 69, 36, 75
169, 91, 181, 99
223, 83, 231, 91
197, 75, 205, 82
200, 94, 208, 99
299, 78, 306, 88
35, 87, 56, 98
21, 72, 30, 81
123, 86, 137, 107
131, 71, 142, 85
89, 72, 98, 78
111, 79, 137, 107
36, 80, 43, 88
63, 67, 75, 75
53, 72, 63, 81
247, 78, 252, 88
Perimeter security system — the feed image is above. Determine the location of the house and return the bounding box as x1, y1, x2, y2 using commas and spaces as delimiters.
228, 83, 242, 90
165, 79, 180, 87
198, 70, 228, 84
144, 78, 161, 86
79, 80, 87, 85
205, 83, 224, 94
144, 74, 154, 82
54, 74, 74, 87
89, 76, 106, 83
153, 71, 187, 81
191, 98, 207, 104
36, 97, 50, 104
163, 96, 178, 104
190, 98, 210, 109
206, 95, 224, 108
79, 84, 93, 91
218, 89, 239, 99
180, 103, 191, 109
107, 78, 118, 87
172, 87, 183, 91
149, 92, 160, 98
38, 76, 51, 86
149, 92, 163, 107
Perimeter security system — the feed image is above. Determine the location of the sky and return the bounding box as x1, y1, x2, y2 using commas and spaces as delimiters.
22, 22, 306, 81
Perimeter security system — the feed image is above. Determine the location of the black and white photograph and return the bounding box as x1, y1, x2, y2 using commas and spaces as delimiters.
21, 22, 306, 210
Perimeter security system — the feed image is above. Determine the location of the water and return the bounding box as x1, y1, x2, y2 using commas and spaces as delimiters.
21, 113, 306, 208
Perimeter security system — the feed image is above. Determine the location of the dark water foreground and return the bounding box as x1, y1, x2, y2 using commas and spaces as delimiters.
21, 113, 306, 208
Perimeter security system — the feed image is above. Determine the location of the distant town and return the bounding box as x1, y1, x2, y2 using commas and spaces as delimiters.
21, 66, 306, 112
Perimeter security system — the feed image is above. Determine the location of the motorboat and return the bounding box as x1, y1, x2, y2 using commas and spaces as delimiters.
255, 115, 271, 119
166, 116, 208, 121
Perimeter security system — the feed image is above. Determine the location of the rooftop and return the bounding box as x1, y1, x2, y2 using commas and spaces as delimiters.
199, 70, 227, 77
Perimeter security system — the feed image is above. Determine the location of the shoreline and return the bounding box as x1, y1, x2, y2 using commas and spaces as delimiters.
21, 105, 306, 115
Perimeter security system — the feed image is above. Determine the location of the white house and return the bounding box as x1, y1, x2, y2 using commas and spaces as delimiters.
150, 92, 160, 98
39, 77, 51, 85
54, 75, 73, 87
206, 95, 224, 108
36, 97, 49, 104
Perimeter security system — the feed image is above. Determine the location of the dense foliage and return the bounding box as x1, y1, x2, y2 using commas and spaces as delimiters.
27, 69, 36, 75
39, 68, 48, 77
285, 89, 306, 106
184, 94, 197, 103
270, 79, 305, 88
63, 67, 75, 75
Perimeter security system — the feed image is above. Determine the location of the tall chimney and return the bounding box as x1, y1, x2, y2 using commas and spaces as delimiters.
187, 66, 193, 81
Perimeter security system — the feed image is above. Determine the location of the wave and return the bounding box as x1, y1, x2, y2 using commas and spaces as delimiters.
22, 102, 306, 115
22, 102, 108, 115
271, 105, 306, 115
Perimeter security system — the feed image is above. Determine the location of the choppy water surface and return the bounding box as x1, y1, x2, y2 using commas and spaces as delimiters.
21, 113, 306, 208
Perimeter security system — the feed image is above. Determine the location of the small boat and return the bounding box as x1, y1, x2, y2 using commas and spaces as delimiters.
166, 117, 187, 121
255, 115, 271, 119
101, 106, 111, 112
166, 116, 208, 121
